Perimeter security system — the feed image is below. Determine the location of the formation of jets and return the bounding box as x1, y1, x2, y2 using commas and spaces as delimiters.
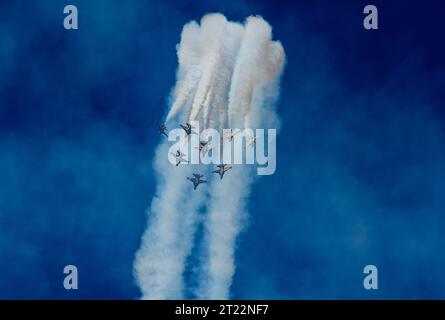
159, 122, 256, 190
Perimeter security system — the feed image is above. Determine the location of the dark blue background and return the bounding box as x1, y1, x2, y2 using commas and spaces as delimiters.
0, 0, 444, 299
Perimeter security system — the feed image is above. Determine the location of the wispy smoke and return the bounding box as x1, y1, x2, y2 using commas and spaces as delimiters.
134, 144, 205, 299
134, 13, 285, 299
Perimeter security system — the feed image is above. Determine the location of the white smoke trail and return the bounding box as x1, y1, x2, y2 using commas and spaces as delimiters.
134, 13, 285, 300
197, 166, 252, 299
212, 22, 244, 130
134, 143, 205, 299
199, 16, 285, 299
228, 16, 285, 128
166, 21, 202, 122
188, 14, 228, 122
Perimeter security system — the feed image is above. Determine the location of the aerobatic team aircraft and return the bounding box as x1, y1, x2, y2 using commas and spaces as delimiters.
171, 150, 188, 166
187, 174, 207, 190
180, 122, 197, 136
212, 164, 232, 180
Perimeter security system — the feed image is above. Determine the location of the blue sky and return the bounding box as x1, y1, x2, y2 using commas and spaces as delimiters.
0, 0, 444, 299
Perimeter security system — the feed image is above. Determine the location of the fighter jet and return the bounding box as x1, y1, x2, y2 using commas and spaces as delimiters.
194, 140, 213, 155
187, 173, 207, 190
212, 164, 232, 180
223, 129, 241, 141
180, 122, 197, 136
171, 150, 188, 166
158, 123, 168, 138
246, 135, 256, 147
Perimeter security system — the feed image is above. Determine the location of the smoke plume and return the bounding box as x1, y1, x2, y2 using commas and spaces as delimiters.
134, 13, 285, 299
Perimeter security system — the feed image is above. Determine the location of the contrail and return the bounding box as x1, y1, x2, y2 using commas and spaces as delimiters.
134, 13, 285, 300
